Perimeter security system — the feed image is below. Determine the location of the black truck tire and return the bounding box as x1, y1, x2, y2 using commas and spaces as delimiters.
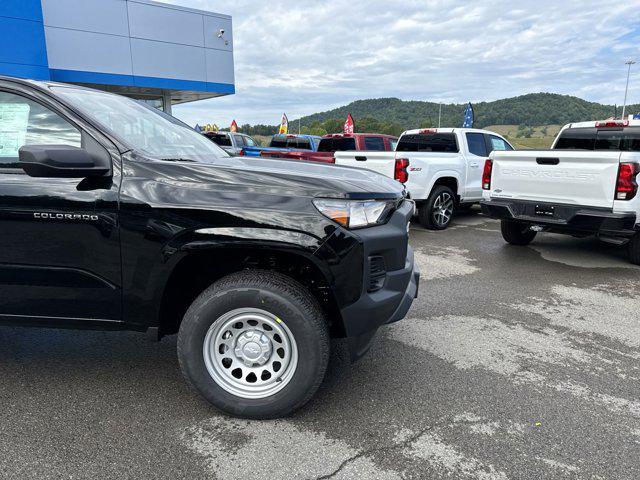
418, 185, 456, 230
501, 220, 537, 246
177, 270, 329, 419
628, 233, 640, 265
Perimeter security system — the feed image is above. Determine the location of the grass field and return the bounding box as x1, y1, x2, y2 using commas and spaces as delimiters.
253, 135, 271, 147
486, 124, 562, 149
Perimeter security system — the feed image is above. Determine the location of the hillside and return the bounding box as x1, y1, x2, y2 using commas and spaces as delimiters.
294, 93, 640, 131
486, 124, 564, 150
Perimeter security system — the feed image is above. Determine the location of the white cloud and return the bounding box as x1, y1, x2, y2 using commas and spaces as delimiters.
158, 0, 640, 126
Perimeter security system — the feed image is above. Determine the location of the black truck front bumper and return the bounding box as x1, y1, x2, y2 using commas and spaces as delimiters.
481, 198, 638, 238
315, 199, 420, 361
342, 245, 420, 360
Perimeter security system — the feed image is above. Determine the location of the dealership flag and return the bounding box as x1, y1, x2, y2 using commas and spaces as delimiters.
278, 113, 289, 134
194, 124, 203, 133
462, 103, 474, 128
344, 114, 355, 134
230, 120, 238, 132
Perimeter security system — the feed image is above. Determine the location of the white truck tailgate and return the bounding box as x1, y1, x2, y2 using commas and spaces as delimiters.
333, 151, 396, 178
490, 150, 621, 208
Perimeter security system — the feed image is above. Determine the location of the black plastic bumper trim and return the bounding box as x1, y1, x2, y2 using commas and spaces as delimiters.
342, 245, 419, 339
481, 199, 638, 237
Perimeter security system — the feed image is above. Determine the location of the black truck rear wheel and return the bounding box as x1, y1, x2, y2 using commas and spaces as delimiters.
177, 270, 329, 419
501, 220, 537, 246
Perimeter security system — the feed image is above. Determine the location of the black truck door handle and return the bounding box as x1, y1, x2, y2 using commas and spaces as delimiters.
536, 157, 560, 165
355, 156, 367, 161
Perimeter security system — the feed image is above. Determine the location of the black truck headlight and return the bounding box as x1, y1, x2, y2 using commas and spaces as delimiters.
313, 199, 392, 228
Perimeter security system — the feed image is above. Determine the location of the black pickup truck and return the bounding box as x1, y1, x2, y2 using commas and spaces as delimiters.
0, 76, 419, 419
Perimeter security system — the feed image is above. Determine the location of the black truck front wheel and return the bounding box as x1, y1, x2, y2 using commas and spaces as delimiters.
177, 270, 329, 419
501, 220, 537, 246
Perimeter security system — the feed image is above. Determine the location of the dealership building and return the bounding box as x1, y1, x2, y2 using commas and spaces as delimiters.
0, 0, 235, 113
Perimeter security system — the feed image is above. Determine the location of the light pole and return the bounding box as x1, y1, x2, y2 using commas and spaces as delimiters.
622, 60, 635, 119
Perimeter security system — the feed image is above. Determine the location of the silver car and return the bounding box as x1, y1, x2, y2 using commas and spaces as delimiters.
203, 131, 257, 156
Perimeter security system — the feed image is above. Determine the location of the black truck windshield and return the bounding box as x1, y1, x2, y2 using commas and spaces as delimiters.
555, 127, 640, 151
51, 86, 229, 161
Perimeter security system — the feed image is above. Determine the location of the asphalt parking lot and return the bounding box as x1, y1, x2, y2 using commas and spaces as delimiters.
1, 208, 639, 479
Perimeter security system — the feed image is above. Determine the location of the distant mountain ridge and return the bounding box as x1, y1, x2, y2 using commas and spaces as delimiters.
294, 93, 640, 130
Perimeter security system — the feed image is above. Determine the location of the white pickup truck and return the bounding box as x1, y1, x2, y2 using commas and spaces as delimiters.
481, 119, 640, 264
334, 128, 513, 229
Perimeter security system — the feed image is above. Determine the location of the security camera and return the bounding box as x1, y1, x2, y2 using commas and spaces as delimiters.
217, 29, 225, 38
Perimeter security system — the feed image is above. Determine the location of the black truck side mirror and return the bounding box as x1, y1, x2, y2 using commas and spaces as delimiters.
19, 145, 111, 178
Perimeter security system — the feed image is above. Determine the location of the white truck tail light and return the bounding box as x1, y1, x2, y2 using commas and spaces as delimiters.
616, 162, 639, 200
482, 159, 493, 190
394, 158, 409, 183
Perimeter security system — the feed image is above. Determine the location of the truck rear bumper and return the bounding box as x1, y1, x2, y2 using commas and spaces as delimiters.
481, 198, 638, 237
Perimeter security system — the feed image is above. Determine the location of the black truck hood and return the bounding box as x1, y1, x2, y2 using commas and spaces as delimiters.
132, 154, 405, 200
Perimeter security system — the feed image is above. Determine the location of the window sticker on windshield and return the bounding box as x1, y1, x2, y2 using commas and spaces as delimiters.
0, 104, 30, 157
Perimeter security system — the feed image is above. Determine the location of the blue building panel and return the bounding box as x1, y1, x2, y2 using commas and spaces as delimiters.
49, 69, 235, 95
0, 62, 50, 81
133, 76, 236, 94
0, 1, 50, 80
0, 17, 49, 67
0, 0, 44, 22
49, 69, 136, 88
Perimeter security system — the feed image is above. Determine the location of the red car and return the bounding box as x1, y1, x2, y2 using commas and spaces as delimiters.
260, 133, 397, 163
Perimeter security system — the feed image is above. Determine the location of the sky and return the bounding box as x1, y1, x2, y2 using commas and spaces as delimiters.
158, 0, 640, 127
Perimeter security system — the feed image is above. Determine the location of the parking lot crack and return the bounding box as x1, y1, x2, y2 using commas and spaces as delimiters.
313, 425, 437, 480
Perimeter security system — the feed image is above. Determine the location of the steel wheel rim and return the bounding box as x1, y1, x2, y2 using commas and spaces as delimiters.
203, 308, 298, 399
432, 192, 454, 227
